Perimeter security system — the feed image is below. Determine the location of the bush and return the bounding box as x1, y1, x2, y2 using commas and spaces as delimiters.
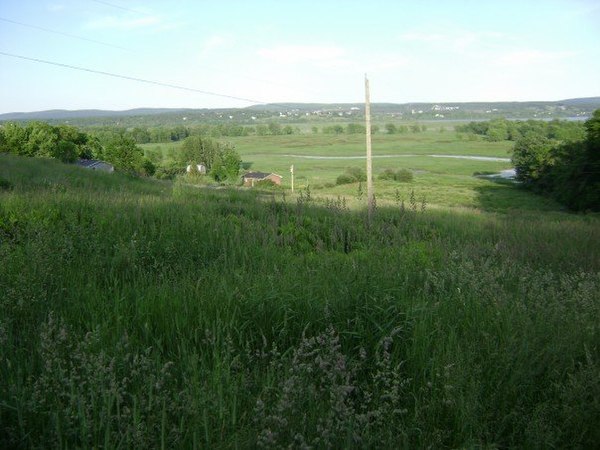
336, 167, 367, 185
255, 179, 281, 189
378, 168, 413, 182
378, 169, 396, 181
395, 169, 414, 182
336, 173, 356, 185
154, 166, 183, 180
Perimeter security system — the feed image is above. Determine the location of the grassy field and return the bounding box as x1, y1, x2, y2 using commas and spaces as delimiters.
1, 151, 599, 448
143, 129, 563, 213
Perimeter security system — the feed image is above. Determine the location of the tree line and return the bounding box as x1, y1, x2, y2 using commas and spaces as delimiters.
0, 121, 154, 175
87, 121, 430, 144
511, 111, 599, 211
0, 121, 241, 182
456, 118, 585, 142
89, 122, 298, 145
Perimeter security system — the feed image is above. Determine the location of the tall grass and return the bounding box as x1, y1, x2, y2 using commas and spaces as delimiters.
1, 154, 599, 448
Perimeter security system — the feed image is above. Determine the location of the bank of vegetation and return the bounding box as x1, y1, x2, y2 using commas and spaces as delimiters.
510, 111, 599, 211
0, 122, 242, 183
0, 154, 598, 448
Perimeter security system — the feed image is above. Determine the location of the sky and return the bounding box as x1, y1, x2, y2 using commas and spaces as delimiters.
0, 0, 599, 113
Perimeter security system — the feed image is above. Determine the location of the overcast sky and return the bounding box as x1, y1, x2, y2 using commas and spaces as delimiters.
1, 0, 599, 113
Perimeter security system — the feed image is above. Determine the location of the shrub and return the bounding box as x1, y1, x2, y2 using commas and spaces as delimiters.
154, 166, 183, 180
255, 179, 281, 189
378, 168, 413, 182
336, 167, 367, 185
395, 169, 414, 182
378, 169, 396, 181
336, 173, 356, 185
346, 167, 366, 182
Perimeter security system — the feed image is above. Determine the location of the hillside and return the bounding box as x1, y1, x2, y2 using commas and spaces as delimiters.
1, 97, 598, 127
1, 153, 599, 448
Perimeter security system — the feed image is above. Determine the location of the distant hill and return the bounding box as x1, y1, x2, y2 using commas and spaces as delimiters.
0, 107, 197, 121
1, 97, 598, 125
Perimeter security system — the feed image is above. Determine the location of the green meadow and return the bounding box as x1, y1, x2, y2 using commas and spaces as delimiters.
143, 128, 558, 212
1, 126, 599, 448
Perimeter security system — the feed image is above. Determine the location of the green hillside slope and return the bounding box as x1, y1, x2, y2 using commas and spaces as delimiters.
1, 154, 599, 448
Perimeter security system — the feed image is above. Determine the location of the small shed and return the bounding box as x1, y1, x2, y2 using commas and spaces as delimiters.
76, 159, 114, 173
186, 164, 207, 174
242, 171, 282, 187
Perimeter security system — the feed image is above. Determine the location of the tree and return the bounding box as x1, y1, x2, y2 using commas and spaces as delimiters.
268, 122, 282, 135
347, 123, 366, 134
511, 110, 600, 211
385, 123, 397, 134
210, 146, 241, 182
52, 140, 78, 163
486, 119, 509, 141
179, 135, 220, 169
585, 109, 600, 150
141, 158, 156, 177
0, 122, 29, 155
104, 134, 143, 173
24, 122, 58, 157
81, 135, 103, 160
512, 134, 554, 184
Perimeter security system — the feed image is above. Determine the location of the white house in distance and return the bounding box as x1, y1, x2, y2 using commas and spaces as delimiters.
186, 164, 207, 174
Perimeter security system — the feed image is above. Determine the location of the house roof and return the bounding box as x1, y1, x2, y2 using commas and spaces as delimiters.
243, 171, 281, 179
77, 159, 113, 169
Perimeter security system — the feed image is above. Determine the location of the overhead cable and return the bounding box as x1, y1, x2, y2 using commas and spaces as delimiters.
0, 51, 266, 104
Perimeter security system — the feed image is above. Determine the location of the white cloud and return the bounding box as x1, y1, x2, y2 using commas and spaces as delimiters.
257, 45, 346, 64
85, 15, 161, 31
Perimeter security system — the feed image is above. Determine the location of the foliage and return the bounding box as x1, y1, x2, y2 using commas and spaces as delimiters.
457, 118, 586, 142
209, 146, 241, 182
141, 158, 157, 177
179, 135, 220, 169
378, 168, 414, 182
511, 109, 600, 211
0, 154, 599, 448
104, 134, 144, 174
52, 140, 78, 163
0, 121, 100, 162
336, 166, 367, 185
347, 123, 366, 134
512, 134, 555, 184
323, 124, 345, 135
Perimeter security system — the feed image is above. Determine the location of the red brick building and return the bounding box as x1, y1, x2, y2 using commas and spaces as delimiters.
242, 172, 283, 187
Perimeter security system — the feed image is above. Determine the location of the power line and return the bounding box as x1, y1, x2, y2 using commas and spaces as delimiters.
0, 17, 132, 51
87, 0, 326, 98
0, 51, 266, 104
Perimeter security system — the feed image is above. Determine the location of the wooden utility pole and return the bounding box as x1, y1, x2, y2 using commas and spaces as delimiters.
365, 74, 374, 220
290, 164, 294, 193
